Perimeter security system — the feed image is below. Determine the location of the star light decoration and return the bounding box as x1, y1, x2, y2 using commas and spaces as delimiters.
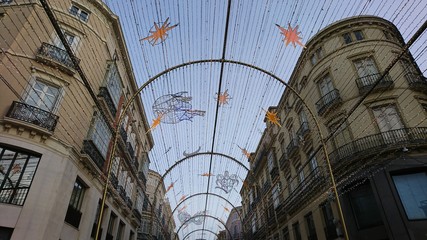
264, 108, 282, 127
237, 145, 251, 159
276, 23, 306, 48
200, 172, 214, 177
215, 89, 232, 106
146, 113, 163, 133
141, 17, 178, 46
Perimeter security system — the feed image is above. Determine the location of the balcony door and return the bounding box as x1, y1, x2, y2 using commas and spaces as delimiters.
319, 75, 334, 97
373, 105, 405, 144
354, 57, 379, 86
25, 79, 60, 112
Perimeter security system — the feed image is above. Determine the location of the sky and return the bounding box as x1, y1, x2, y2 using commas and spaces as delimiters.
103, 0, 427, 238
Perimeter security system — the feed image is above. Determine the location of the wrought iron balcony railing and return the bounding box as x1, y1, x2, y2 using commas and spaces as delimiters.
282, 166, 326, 214
406, 72, 427, 92
286, 138, 299, 158
36, 42, 79, 72
296, 122, 310, 138
355, 73, 393, 94
315, 89, 342, 116
110, 173, 119, 190
329, 127, 427, 171
6, 101, 59, 132
98, 87, 117, 117
82, 140, 105, 170
127, 142, 135, 159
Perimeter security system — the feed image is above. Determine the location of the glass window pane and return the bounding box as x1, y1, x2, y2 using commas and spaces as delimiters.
343, 33, 352, 44
393, 172, 427, 220
354, 30, 364, 40
349, 182, 383, 229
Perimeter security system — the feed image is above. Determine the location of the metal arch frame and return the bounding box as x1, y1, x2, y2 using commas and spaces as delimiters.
175, 214, 231, 239
166, 192, 243, 231
182, 229, 218, 240
97, 58, 349, 240
153, 152, 249, 210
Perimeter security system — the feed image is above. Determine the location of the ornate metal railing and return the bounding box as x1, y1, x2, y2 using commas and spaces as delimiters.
282, 166, 326, 214
82, 140, 105, 170
37, 42, 79, 69
286, 138, 299, 158
120, 125, 128, 143
6, 101, 59, 132
315, 89, 342, 115
98, 87, 117, 117
329, 127, 427, 170
110, 173, 119, 190
406, 72, 427, 92
355, 73, 393, 94
296, 122, 310, 138
127, 142, 135, 159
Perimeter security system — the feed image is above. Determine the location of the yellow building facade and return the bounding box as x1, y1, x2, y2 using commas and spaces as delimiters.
241, 16, 427, 240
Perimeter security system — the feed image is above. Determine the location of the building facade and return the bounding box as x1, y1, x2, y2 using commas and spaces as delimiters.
138, 170, 177, 240
240, 16, 427, 240
225, 206, 243, 240
0, 0, 154, 240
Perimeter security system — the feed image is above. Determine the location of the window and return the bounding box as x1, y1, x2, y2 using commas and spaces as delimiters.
105, 63, 123, 108
88, 112, 112, 158
282, 226, 290, 240
299, 110, 308, 125
354, 57, 379, 80
308, 150, 320, 177
318, 74, 334, 97
129, 230, 135, 240
0, 145, 41, 206
343, 31, 364, 44
0, 0, 13, 4
69, 4, 89, 22
372, 105, 404, 143
329, 121, 352, 150
348, 181, 383, 229
392, 171, 427, 220
272, 183, 280, 209
305, 212, 318, 240
251, 216, 257, 233
25, 79, 60, 112
107, 213, 117, 236
310, 47, 323, 66
321, 202, 338, 240
53, 31, 79, 51
116, 221, 125, 240
0, 227, 13, 240
267, 151, 275, 172
65, 178, 86, 228
354, 30, 364, 41
292, 222, 302, 240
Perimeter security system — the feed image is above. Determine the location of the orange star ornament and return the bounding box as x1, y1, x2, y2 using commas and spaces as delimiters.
146, 113, 164, 133
216, 89, 232, 106
264, 109, 282, 127
179, 195, 187, 202
141, 18, 178, 45
200, 172, 214, 177
276, 23, 306, 48
237, 145, 251, 159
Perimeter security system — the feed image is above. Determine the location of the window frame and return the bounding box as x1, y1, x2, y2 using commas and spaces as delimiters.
88, 111, 112, 158
69, 4, 90, 22
391, 170, 427, 220
105, 63, 123, 108
24, 78, 62, 113
0, 144, 41, 206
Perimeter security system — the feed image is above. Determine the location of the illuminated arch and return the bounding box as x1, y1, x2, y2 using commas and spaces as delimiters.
175, 214, 231, 240
182, 229, 218, 240
166, 192, 243, 231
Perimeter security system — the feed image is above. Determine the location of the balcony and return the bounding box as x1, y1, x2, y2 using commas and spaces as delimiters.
98, 87, 117, 117
110, 173, 119, 189
126, 142, 135, 159
406, 72, 427, 93
133, 208, 142, 221
120, 126, 128, 143
316, 89, 342, 116
269, 166, 279, 180
64, 205, 82, 228
296, 122, 310, 139
355, 73, 394, 94
36, 42, 79, 75
282, 166, 326, 214
329, 127, 427, 176
82, 140, 105, 170
5, 101, 59, 132
286, 138, 299, 158
118, 185, 126, 201
126, 196, 133, 209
